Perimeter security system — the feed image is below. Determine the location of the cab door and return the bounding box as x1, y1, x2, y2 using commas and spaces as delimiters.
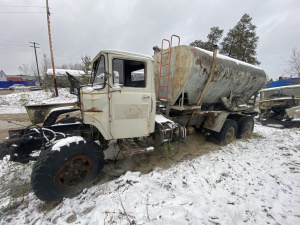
108, 55, 154, 139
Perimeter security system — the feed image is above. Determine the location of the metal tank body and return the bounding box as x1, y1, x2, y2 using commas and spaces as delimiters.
153, 45, 266, 107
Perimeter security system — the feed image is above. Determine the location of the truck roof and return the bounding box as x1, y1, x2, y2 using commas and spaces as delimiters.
260, 84, 300, 92
94, 49, 153, 61
267, 78, 300, 88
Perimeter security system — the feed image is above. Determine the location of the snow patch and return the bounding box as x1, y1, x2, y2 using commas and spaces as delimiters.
52, 136, 86, 151
155, 114, 173, 124
0, 88, 76, 114
195, 47, 263, 70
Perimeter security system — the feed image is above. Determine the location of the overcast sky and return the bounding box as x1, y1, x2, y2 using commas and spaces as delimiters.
0, 0, 299, 80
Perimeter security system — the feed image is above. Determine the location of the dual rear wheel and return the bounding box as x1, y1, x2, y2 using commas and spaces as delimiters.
214, 117, 254, 145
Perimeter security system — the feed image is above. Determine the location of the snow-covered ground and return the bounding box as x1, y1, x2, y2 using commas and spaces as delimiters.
0, 89, 299, 224
0, 88, 76, 114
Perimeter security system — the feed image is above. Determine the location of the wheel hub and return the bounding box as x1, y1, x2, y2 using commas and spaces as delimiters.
55, 155, 93, 189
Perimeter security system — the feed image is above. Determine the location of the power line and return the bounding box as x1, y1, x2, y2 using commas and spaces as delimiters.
0, 38, 31, 45
0, 12, 45, 13
0, 46, 82, 60
0, 41, 82, 59
0, 5, 46, 8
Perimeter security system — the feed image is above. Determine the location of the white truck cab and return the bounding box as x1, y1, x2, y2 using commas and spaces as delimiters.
81, 50, 156, 140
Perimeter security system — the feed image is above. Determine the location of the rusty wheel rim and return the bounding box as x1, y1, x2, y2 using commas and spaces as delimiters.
55, 155, 93, 189
225, 127, 235, 143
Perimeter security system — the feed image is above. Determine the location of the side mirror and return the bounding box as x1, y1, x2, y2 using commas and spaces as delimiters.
67, 72, 81, 95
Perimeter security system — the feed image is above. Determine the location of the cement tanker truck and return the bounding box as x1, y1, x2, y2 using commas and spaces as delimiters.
0, 36, 266, 201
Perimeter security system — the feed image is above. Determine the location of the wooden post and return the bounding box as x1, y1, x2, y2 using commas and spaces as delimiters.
46, 0, 58, 97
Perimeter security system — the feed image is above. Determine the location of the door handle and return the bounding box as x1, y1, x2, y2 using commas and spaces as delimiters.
142, 95, 150, 99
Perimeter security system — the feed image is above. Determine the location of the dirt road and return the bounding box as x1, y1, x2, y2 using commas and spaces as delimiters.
0, 89, 14, 95
0, 113, 31, 141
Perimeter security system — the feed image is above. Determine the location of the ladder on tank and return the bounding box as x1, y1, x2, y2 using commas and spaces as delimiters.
157, 35, 180, 102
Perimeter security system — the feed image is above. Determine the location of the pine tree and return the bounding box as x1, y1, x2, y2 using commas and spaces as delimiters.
190, 39, 208, 49
220, 14, 260, 65
190, 26, 223, 51
81, 54, 91, 84
81, 54, 91, 75
206, 26, 223, 50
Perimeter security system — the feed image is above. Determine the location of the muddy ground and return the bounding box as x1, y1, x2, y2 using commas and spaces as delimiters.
0, 114, 31, 141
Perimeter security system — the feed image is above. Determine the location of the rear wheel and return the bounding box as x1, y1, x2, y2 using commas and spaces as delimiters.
215, 119, 237, 145
237, 116, 254, 139
31, 137, 104, 201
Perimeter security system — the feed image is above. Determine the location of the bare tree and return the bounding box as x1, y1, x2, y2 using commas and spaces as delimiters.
18, 64, 29, 75
30, 63, 38, 78
282, 47, 300, 78
41, 54, 51, 77
56, 62, 84, 70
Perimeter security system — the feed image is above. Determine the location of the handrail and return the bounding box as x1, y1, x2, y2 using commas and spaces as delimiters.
171, 35, 180, 47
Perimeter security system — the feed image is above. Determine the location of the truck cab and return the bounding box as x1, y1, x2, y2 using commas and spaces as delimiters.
259, 84, 300, 121
81, 50, 156, 140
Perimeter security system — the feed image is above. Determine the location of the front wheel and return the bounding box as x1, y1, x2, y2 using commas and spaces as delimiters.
31, 137, 104, 201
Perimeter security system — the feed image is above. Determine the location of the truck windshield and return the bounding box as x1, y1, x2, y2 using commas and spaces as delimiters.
260, 86, 300, 100
92, 54, 105, 88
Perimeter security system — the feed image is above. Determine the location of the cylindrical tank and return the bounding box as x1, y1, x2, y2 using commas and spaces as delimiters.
153, 45, 266, 106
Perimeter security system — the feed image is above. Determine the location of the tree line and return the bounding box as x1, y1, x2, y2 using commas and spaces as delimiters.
19, 54, 91, 77
190, 13, 300, 79
18, 54, 92, 87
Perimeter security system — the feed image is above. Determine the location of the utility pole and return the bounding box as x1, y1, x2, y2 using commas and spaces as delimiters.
46, 0, 58, 97
30, 42, 41, 86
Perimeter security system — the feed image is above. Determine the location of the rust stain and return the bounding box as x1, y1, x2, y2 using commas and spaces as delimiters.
204, 113, 218, 129
85, 107, 103, 112
147, 112, 150, 135
195, 59, 202, 69
172, 47, 193, 99
190, 47, 198, 57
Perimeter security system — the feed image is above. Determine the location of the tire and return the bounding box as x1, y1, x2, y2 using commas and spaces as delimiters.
215, 119, 238, 145
31, 137, 104, 201
237, 116, 254, 139
151, 123, 164, 148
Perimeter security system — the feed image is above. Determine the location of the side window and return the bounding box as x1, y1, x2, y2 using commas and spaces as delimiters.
112, 58, 145, 88
281, 87, 300, 98
92, 55, 105, 86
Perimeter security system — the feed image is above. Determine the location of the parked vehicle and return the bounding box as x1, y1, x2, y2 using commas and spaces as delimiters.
8, 84, 41, 91
29, 86, 42, 91
8, 84, 29, 91
259, 83, 300, 127
0, 36, 266, 201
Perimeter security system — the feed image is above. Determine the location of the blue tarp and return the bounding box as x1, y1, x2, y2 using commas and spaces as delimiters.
267, 78, 300, 88
0, 80, 36, 88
